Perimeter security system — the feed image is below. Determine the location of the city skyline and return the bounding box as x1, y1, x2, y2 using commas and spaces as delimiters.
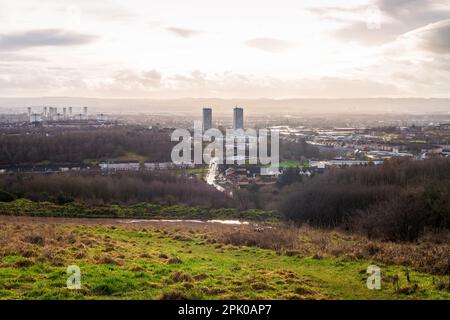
0, 0, 449, 99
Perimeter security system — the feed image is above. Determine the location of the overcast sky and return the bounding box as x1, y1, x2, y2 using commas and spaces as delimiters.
0, 0, 449, 98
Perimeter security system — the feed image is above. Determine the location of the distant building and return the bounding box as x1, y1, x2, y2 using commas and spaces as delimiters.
12, 106, 113, 127
99, 161, 140, 171
96, 113, 107, 122
143, 162, 194, 170
143, 162, 157, 171
202, 108, 212, 131
233, 107, 244, 130
225, 167, 236, 176
157, 162, 172, 170
309, 160, 383, 169
366, 150, 413, 160
29, 113, 42, 123
420, 145, 445, 159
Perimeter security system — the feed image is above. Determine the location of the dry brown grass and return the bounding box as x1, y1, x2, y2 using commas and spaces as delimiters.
159, 291, 188, 300
167, 257, 183, 264
170, 271, 193, 282
216, 226, 300, 251
214, 224, 450, 276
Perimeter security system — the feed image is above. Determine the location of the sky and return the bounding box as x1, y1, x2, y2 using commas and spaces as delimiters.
0, 0, 449, 98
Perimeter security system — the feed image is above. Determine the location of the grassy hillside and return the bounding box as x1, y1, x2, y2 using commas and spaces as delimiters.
0, 199, 278, 221
0, 217, 449, 300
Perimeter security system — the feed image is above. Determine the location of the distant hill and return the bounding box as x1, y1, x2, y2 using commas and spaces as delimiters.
1, 97, 450, 115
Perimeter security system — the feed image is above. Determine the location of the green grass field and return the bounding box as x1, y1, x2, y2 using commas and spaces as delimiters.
275, 160, 309, 169
0, 199, 278, 222
0, 218, 448, 300
84, 152, 149, 165
185, 167, 208, 179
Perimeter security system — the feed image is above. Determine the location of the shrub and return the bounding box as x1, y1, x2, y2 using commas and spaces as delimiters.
352, 187, 450, 241
0, 190, 15, 202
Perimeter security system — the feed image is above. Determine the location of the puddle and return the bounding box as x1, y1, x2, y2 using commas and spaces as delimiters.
120, 219, 249, 225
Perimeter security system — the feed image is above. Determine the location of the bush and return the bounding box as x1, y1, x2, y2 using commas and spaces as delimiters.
352, 186, 450, 241
0, 190, 15, 202
280, 183, 393, 227
56, 193, 74, 205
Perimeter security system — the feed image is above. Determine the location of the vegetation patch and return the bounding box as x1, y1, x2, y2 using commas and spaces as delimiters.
0, 199, 278, 222
0, 217, 449, 300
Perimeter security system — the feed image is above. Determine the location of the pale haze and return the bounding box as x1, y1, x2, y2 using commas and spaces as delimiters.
1, 0, 450, 98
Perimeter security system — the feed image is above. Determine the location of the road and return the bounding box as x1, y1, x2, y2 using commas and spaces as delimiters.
205, 158, 226, 193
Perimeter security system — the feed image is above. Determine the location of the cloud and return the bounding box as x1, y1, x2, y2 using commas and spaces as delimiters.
400, 19, 450, 54
0, 53, 47, 62
310, 0, 450, 46
102, 71, 403, 98
0, 60, 409, 99
0, 29, 97, 51
308, 5, 367, 22
112, 69, 162, 88
334, 22, 402, 45
166, 27, 200, 38
378, 0, 450, 26
245, 37, 293, 53
0, 64, 76, 95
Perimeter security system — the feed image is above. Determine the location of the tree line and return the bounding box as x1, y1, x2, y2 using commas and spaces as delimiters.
279, 158, 450, 241
0, 171, 232, 208
0, 127, 174, 165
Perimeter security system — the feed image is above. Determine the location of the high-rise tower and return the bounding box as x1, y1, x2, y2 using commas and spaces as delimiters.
202, 108, 212, 131
233, 107, 244, 130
